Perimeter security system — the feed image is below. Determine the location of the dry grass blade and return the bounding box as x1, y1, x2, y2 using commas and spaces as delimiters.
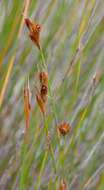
18, 0, 31, 38
0, 55, 15, 108
0, 0, 31, 107
83, 163, 104, 190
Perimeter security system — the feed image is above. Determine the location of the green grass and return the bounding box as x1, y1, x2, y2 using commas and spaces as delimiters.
0, 0, 104, 189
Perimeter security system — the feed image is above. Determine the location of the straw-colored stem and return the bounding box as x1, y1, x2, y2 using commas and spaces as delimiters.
0, 0, 31, 107
0, 54, 15, 108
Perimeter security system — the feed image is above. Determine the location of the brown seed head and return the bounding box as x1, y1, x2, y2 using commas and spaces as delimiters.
39, 71, 48, 86
57, 122, 71, 136
25, 18, 32, 30
36, 93, 46, 114
25, 17, 41, 49
40, 85, 48, 102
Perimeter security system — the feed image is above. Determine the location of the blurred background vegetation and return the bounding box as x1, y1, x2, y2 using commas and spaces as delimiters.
0, 0, 104, 189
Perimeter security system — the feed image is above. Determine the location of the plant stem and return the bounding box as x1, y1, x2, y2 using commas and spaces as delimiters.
35, 151, 48, 190
43, 115, 57, 173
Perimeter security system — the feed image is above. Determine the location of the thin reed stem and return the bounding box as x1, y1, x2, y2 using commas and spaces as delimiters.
35, 151, 48, 190
43, 114, 57, 173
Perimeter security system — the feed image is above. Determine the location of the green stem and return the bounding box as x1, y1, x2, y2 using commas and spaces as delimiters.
43, 115, 57, 173
35, 151, 48, 190
39, 47, 59, 173
75, 60, 81, 92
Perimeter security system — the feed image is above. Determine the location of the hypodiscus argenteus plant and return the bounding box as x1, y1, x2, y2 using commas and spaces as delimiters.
1, 1, 103, 190
23, 16, 72, 189
24, 17, 71, 134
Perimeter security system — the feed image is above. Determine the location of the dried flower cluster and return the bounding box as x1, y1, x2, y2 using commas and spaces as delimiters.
25, 18, 49, 115
25, 18, 71, 133
57, 122, 71, 136
39, 71, 48, 102
24, 17, 72, 135
25, 18, 41, 50
36, 71, 48, 115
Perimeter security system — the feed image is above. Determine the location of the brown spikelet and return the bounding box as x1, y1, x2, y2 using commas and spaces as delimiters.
35, 71, 48, 113
24, 83, 31, 130
40, 85, 48, 102
59, 179, 67, 190
39, 71, 48, 86
25, 18, 41, 49
38, 71, 48, 103
57, 122, 71, 136
36, 93, 46, 114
